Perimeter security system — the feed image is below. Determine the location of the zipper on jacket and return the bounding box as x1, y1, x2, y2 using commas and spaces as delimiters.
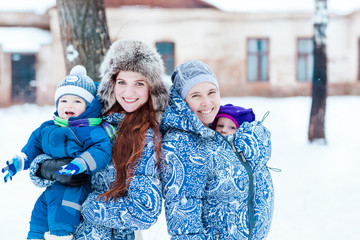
111, 228, 116, 240
215, 233, 220, 240
238, 148, 247, 163
216, 133, 255, 239
229, 139, 255, 240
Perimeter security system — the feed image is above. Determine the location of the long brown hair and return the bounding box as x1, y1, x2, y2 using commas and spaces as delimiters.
100, 95, 162, 202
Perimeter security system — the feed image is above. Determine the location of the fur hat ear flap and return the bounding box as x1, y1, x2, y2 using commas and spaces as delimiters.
98, 39, 168, 116
97, 73, 116, 115
150, 77, 169, 123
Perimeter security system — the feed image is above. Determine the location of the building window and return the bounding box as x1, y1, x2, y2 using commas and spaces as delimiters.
247, 38, 269, 82
156, 41, 175, 76
297, 38, 314, 82
11, 53, 36, 103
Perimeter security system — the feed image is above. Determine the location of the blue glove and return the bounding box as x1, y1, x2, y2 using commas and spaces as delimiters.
2, 153, 29, 183
57, 158, 87, 176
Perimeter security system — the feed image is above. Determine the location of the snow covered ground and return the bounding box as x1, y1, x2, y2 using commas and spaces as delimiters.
1, 96, 359, 239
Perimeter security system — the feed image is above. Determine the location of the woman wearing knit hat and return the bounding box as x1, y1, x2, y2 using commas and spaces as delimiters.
160, 60, 274, 239
2, 65, 113, 240
64, 39, 168, 239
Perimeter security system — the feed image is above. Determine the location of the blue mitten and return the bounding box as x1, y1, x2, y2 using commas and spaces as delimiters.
2, 153, 29, 183
57, 158, 87, 176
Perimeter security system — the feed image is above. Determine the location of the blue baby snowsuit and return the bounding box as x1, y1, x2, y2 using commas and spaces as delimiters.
24, 97, 112, 238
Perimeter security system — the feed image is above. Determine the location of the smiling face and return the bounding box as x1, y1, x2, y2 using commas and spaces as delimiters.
57, 95, 87, 120
185, 82, 220, 126
215, 117, 238, 136
114, 71, 150, 113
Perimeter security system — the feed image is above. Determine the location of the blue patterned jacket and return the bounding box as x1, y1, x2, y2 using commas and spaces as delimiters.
73, 112, 162, 240
160, 87, 274, 240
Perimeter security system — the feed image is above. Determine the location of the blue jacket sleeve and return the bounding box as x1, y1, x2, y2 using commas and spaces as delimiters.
79, 127, 112, 174
21, 121, 53, 162
160, 130, 207, 240
81, 132, 162, 231
234, 121, 272, 168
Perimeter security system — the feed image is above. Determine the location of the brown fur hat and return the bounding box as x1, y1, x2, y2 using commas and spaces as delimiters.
98, 39, 169, 119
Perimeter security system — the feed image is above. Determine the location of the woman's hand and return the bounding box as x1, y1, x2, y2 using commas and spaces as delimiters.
36, 157, 88, 186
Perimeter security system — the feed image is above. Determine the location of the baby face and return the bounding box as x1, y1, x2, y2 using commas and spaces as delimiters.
57, 95, 86, 120
215, 117, 237, 136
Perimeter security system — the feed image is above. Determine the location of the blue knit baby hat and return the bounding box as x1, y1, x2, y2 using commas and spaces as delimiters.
54, 65, 96, 107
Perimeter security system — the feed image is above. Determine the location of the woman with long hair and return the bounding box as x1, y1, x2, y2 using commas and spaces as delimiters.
29, 39, 168, 240
73, 39, 168, 239
67, 39, 168, 239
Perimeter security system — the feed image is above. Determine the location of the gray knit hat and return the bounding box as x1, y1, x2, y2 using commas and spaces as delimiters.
98, 39, 168, 119
54, 65, 96, 107
171, 59, 219, 99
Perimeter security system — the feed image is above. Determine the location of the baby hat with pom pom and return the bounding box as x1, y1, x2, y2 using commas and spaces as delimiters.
54, 65, 97, 107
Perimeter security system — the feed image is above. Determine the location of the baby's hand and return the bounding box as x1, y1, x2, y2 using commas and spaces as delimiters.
57, 158, 87, 176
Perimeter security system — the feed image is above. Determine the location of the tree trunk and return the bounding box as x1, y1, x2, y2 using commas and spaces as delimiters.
309, 42, 327, 142
56, 0, 111, 82
308, 0, 328, 143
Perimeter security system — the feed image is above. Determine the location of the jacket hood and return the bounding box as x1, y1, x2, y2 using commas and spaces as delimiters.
98, 39, 168, 121
161, 87, 216, 139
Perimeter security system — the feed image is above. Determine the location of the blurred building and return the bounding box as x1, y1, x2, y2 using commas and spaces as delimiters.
0, 0, 360, 107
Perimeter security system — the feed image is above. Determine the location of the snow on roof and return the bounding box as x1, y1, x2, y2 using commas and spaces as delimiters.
0, 27, 53, 53
0, 0, 56, 14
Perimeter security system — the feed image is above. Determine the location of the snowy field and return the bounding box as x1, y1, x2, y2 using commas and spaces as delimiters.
1, 96, 359, 239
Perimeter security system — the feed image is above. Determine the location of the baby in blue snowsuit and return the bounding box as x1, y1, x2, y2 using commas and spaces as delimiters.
1, 65, 112, 240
